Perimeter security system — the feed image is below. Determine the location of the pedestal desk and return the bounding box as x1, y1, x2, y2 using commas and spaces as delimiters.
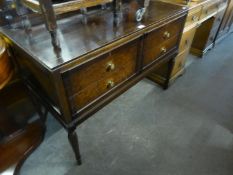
149, 0, 227, 86
0, 1, 187, 164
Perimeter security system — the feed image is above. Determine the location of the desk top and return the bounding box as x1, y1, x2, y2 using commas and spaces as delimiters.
0, 1, 186, 70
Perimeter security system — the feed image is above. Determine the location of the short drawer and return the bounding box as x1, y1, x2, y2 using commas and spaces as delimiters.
218, 0, 228, 9
143, 36, 179, 67
179, 26, 197, 52
185, 6, 202, 28
63, 39, 139, 112
205, 9, 226, 47
171, 48, 189, 76
212, 8, 226, 30
143, 18, 184, 67
200, 1, 219, 20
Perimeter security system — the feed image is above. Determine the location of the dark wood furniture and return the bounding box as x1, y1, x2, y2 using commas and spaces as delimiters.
0, 80, 46, 175
0, 1, 187, 164
21, 0, 113, 15
0, 37, 14, 90
0, 37, 46, 175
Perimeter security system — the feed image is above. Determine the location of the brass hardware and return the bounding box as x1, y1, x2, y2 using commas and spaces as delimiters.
107, 80, 115, 89
192, 16, 198, 21
161, 47, 167, 53
163, 31, 171, 39
106, 62, 115, 72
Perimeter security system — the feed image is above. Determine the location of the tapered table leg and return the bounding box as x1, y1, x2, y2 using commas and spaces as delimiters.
68, 129, 82, 165
163, 57, 175, 90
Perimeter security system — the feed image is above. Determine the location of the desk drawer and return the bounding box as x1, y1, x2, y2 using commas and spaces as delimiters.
185, 7, 202, 28
143, 17, 184, 67
219, 0, 228, 9
200, 1, 219, 20
212, 8, 226, 30
171, 48, 189, 76
63, 39, 139, 112
206, 9, 226, 47
179, 26, 196, 52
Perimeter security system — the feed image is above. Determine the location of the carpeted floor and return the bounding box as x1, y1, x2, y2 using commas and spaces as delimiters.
21, 33, 233, 175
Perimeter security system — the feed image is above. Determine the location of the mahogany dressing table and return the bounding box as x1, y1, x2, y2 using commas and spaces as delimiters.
0, 0, 188, 164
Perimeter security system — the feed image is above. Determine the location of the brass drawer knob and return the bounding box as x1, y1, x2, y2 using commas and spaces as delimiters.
161, 47, 167, 53
192, 16, 198, 21
107, 80, 115, 89
106, 62, 115, 72
163, 31, 171, 39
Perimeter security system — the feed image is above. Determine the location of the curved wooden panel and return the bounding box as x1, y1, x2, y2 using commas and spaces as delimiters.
0, 38, 13, 90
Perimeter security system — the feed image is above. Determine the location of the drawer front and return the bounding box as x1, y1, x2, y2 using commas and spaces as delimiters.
200, 1, 219, 20
206, 26, 219, 47
219, 0, 228, 9
171, 48, 189, 76
206, 9, 226, 47
69, 70, 130, 112
212, 9, 226, 30
185, 7, 202, 28
179, 27, 197, 52
63, 39, 139, 112
143, 17, 184, 67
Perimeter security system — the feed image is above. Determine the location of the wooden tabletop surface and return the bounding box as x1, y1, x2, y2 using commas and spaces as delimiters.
0, 1, 186, 70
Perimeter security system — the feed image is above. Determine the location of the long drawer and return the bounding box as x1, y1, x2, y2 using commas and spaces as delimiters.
143, 17, 184, 67
63, 39, 140, 113
200, 0, 222, 21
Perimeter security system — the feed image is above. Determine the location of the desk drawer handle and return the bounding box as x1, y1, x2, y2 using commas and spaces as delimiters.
163, 31, 171, 39
192, 16, 198, 21
161, 47, 167, 53
106, 62, 115, 72
107, 80, 115, 89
